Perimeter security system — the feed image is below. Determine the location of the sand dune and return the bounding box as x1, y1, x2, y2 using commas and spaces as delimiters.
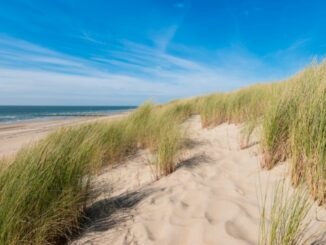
2, 115, 324, 244
71, 116, 326, 245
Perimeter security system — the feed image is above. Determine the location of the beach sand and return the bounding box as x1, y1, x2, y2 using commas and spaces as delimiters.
71, 115, 326, 245
2, 115, 325, 244
0, 113, 127, 158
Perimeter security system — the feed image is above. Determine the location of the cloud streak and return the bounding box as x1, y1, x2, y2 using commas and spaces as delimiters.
0, 34, 311, 105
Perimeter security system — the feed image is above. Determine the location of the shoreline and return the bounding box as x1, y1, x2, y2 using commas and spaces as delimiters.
0, 112, 129, 158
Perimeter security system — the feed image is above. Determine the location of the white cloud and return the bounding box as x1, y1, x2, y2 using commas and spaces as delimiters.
149, 25, 179, 52
0, 35, 310, 105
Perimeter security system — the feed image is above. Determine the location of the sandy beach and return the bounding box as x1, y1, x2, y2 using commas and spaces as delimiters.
70, 116, 326, 245
2, 113, 326, 244
1, 112, 326, 244
0, 113, 127, 158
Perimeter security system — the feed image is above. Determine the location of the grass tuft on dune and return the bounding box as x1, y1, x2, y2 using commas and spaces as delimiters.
0, 102, 191, 244
192, 62, 326, 205
259, 182, 313, 245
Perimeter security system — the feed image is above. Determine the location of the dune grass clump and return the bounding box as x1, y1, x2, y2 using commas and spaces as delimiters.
194, 61, 326, 205
89, 121, 133, 165
0, 126, 101, 244
124, 102, 155, 149
202, 63, 325, 204
260, 68, 316, 169
198, 93, 227, 127
259, 63, 326, 203
163, 100, 194, 122
288, 64, 326, 202
154, 124, 182, 176
196, 83, 278, 149
150, 102, 192, 176
0, 101, 194, 244
259, 182, 314, 245
224, 84, 275, 124
261, 87, 297, 169
197, 84, 276, 128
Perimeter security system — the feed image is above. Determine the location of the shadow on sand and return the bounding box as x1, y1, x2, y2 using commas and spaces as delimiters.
183, 138, 207, 150
85, 188, 156, 232
176, 153, 212, 170
69, 187, 158, 244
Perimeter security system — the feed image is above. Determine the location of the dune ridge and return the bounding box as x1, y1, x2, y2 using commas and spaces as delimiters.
2, 63, 326, 244
72, 116, 326, 245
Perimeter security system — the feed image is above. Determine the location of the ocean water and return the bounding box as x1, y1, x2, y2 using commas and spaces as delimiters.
0, 106, 136, 124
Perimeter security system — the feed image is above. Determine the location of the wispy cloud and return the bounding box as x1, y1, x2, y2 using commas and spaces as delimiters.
78, 31, 107, 45
0, 35, 89, 75
149, 24, 180, 52
0, 34, 311, 105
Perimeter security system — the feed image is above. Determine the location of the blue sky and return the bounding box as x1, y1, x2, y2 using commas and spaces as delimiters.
0, 0, 325, 105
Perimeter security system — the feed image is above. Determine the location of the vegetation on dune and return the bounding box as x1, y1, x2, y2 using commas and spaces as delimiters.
195, 83, 280, 148
193, 62, 326, 205
196, 64, 326, 243
2, 60, 326, 244
0, 102, 191, 244
259, 182, 314, 245
152, 102, 193, 176
259, 64, 326, 204
0, 126, 99, 244
197, 83, 279, 129
192, 62, 326, 243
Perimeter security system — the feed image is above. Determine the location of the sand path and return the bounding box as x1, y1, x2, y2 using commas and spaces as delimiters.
72, 116, 326, 245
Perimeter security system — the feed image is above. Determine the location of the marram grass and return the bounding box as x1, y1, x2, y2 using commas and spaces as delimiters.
0, 102, 191, 244
259, 182, 314, 245
2, 61, 326, 243
194, 62, 326, 205
0, 126, 100, 244
260, 63, 326, 204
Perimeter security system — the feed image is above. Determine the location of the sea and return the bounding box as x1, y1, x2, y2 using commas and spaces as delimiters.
0, 106, 137, 124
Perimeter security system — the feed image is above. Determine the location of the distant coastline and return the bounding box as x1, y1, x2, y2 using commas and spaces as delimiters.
0, 105, 136, 124
0, 111, 129, 158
